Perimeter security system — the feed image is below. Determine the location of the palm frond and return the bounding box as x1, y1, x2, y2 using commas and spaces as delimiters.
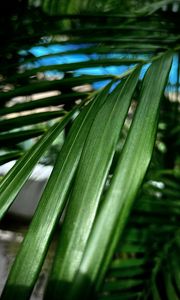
0, 2, 179, 300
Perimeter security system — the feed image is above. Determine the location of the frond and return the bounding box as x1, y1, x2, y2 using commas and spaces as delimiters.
0, 1, 179, 300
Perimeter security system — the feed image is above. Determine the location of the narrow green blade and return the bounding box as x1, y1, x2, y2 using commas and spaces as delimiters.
8, 58, 144, 82
45, 67, 140, 299
68, 53, 173, 300
151, 283, 162, 300
0, 83, 111, 300
0, 110, 64, 132
0, 92, 88, 116
0, 129, 45, 146
163, 270, 179, 300
0, 151, 23, 165
0, 108, 76, 220
0, 74, 113, 103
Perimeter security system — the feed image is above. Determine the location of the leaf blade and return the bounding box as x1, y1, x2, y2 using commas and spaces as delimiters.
0, 83, 112, 300
68, 53, 173, 300
45, 67, 140, 299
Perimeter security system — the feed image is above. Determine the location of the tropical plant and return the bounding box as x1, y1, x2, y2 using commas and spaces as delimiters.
0, 1, 179, 300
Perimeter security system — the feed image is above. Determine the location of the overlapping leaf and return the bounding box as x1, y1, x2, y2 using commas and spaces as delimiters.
64, 53, 173, 300
44, 67, 140, 300
0, 108, 76, 220
0, 82, 112, 300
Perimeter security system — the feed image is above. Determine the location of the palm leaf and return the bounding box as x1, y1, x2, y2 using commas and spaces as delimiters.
0, 82, 113, 300
63, 53, 173, 300
44, 67, 140, 299
0, 2, 179, 300
0, 107, 77, 220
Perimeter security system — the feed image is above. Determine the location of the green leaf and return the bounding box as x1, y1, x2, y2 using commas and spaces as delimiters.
0, 129, 45, 146
45, 67, 140, 299
0, 75, 113, 103
0, 92, 88, 116
8, 58, 144, 82
163, 269, 179, 300
102, 278, 144, 291
66, 53, 173, 300
0, 111, 64, 132
151, 283, 162, 300
0, 82, 112, 300
0, 108, 76, 220
0, 151, 23, 165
